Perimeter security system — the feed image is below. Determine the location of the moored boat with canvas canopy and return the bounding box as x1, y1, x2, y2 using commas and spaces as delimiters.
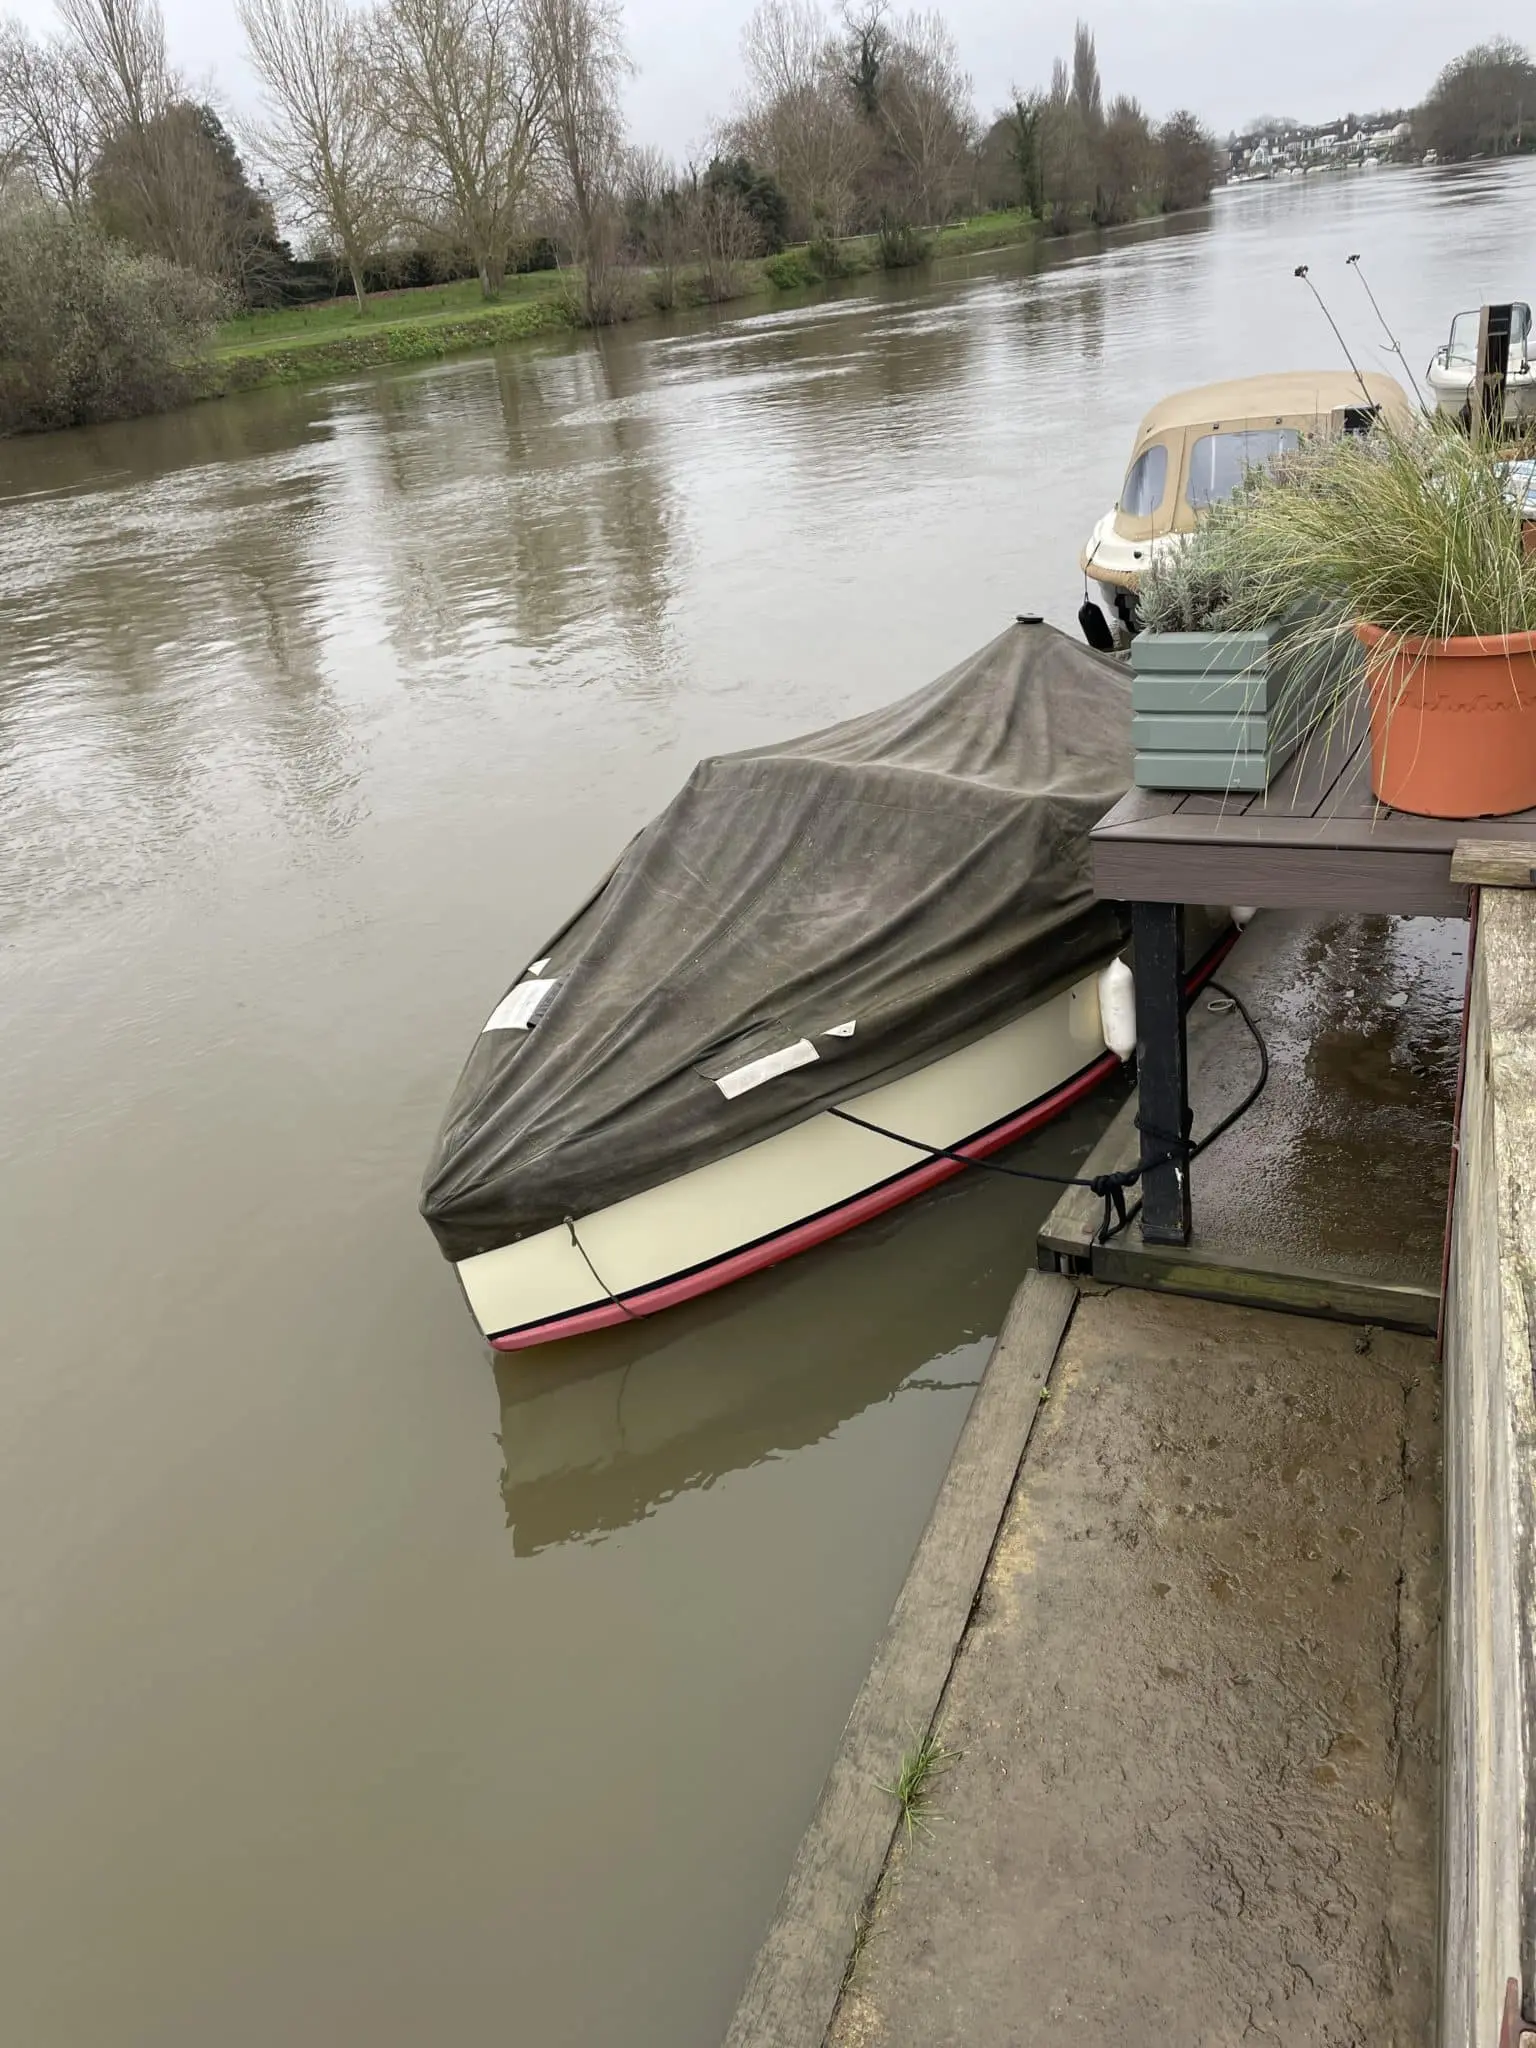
420, 619, 1230, 1353
1079, 371, 1412, 647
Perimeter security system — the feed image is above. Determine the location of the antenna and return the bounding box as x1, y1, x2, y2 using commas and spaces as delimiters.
1345, 254, 1426, 407
1294, 265, 1375, 410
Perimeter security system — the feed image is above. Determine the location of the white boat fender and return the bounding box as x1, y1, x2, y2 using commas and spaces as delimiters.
1231, 906, 1258, 930
1097, 957, 1137, 1062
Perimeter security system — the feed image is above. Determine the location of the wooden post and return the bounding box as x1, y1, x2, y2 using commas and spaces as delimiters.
1132, 901, 1192, 1246
1476, 303, 1514, 437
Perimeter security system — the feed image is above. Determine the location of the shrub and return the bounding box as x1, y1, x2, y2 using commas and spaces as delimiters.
1137, 498, 1277, 634
558, 262, 638, 328
764, 249, 815, 289
0, 201, 228, 433
702, 155, 790, 254
876, 215, 931, 269
805, 233, 850, 279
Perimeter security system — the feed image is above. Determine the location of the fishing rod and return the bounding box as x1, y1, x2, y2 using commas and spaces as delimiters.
1293, 264, 1376, 410
1345, 253, 1427, 407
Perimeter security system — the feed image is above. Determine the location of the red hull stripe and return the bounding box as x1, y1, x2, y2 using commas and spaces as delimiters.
488, 933, 1237, 1353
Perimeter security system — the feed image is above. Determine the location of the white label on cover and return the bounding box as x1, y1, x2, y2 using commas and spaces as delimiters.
483, 978, 557, 1032
527, 957, 551, 976
714, 1039, 820, 1099
823, 1020, 857, 1038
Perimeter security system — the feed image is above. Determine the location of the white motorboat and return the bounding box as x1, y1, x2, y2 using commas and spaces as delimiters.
421, 619, 1232, 1353
1079, 370, 1412, 648
1427, 302, 1536, 425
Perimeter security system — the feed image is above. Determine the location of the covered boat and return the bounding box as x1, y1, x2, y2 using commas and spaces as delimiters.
422, 620, 1202, 1352
1079, 371, 1411, 647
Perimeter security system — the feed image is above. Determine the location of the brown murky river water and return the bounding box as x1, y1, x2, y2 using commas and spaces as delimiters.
1, 163, 1526, 2047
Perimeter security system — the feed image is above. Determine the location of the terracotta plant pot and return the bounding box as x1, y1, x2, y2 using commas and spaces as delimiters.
1355, 620, 1536, 818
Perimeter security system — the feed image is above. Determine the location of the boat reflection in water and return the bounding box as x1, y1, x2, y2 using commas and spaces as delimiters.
493, 1083, 1125, 1554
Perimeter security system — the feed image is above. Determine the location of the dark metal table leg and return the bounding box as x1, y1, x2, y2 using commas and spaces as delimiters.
1132, 901, 1192, 1247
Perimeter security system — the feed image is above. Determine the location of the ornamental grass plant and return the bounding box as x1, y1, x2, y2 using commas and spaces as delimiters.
1208, 412, 1536, 645
1236, 409, 1536, 638
1192, 413, 1536, 816
1139, 414, 1536, 643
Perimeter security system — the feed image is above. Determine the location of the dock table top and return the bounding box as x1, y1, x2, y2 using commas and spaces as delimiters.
1091, 697, 1536, 918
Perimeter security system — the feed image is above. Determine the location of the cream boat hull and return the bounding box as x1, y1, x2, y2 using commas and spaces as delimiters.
457, 932, 1230, 1352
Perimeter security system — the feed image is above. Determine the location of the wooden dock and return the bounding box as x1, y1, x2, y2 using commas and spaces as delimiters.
1092, 694, 1536, 922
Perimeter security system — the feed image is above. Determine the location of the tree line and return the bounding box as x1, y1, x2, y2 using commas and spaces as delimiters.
692, 8, 1217, 251
0, 0, 1223, 430
1417, 38, 1536, 161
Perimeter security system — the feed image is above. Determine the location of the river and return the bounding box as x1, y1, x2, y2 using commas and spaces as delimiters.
1, 161, 1528, 2048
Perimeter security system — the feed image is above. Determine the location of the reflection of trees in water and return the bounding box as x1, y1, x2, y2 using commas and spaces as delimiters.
0, 431, 367, 919
353, 335, 683, 689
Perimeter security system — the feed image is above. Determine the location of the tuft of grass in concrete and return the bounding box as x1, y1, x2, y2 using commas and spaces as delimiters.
882, 1726, 961, 1841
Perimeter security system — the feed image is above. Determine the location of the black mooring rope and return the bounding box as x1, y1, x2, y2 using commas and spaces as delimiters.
826, 979, 1269, 1247
565, 1215, 643, 1319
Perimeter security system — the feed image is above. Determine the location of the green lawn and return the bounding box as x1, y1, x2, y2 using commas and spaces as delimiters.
931, 208, 1035, 254
204, 210, 1041, 393
215, 270, 567, 359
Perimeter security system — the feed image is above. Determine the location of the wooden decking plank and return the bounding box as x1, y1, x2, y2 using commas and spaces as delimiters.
1095, 809, 1536, 853
1260, 720, 1364, 819
1449, 839, 1536, 887
1093, 834, 1467, 917
1095, 786, 1181, 833
1174, 792, 1255, 816
1314, 737, 1375, 818
1091, 1235, 1440, 1333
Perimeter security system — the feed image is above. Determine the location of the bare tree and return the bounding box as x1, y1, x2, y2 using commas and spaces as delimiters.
742, 0, 823, 103
92, 98, 283, 293
732, 0, 868, 238
57, 0, 270, 289
0, 20, 97, 208
238, 0, 397, 309
684, 169, 758, 300
532, 0, 629, 319
1037, 51, 1091, 230
1094, 91, 1152, 225
374, 0, 550, 297
879, 9, 973, 225
1420, 38, 1536, 160
57, 0, 168, 134
621, 143, 691, 306
1156, 108, 1219, 212
1070, 20, 1101, 130
840, 0, 887, 122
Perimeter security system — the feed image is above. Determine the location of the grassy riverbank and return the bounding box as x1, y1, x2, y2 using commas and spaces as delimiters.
203, 209, 1039, 399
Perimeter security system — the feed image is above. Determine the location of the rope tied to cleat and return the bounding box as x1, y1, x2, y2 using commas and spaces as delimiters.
827, 979, 1269, 1248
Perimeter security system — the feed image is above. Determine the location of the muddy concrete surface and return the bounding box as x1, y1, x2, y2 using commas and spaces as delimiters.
1187, 913, 1465, 1289
832, 1288, 1440, 2046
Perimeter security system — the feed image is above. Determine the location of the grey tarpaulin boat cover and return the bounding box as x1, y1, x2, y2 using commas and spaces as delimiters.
421, 620, 1132, 1263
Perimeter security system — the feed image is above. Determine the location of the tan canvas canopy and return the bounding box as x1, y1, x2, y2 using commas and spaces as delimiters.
1106, 370, 1412, 554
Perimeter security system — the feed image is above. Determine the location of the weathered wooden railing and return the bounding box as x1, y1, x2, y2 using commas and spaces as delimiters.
1443, 850, 1536, 2048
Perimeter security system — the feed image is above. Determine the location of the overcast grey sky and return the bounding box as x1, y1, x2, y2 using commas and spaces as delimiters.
4, 0, 1518, 155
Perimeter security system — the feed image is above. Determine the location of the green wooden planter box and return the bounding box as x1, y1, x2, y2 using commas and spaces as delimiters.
1129, 625, 1354, 794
